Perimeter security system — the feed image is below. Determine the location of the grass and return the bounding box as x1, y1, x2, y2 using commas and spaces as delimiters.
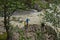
0, 32, 7, 40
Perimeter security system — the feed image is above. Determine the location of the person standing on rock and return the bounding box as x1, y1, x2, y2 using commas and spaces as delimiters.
26, 18, 30, 27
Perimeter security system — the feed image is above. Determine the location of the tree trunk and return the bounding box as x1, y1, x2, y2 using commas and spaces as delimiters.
4, 0, 10, 40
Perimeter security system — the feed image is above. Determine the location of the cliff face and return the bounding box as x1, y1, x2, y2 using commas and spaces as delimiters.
10, 10, 45, 28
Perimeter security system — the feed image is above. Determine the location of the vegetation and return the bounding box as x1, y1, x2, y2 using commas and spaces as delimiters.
0, 32, 7, 40
43, 1, 60, 40
44, 3, 60, 27
0, 0, 60, 40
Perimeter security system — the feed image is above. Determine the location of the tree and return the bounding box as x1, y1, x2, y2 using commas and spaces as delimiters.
0, 0, 23, 40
